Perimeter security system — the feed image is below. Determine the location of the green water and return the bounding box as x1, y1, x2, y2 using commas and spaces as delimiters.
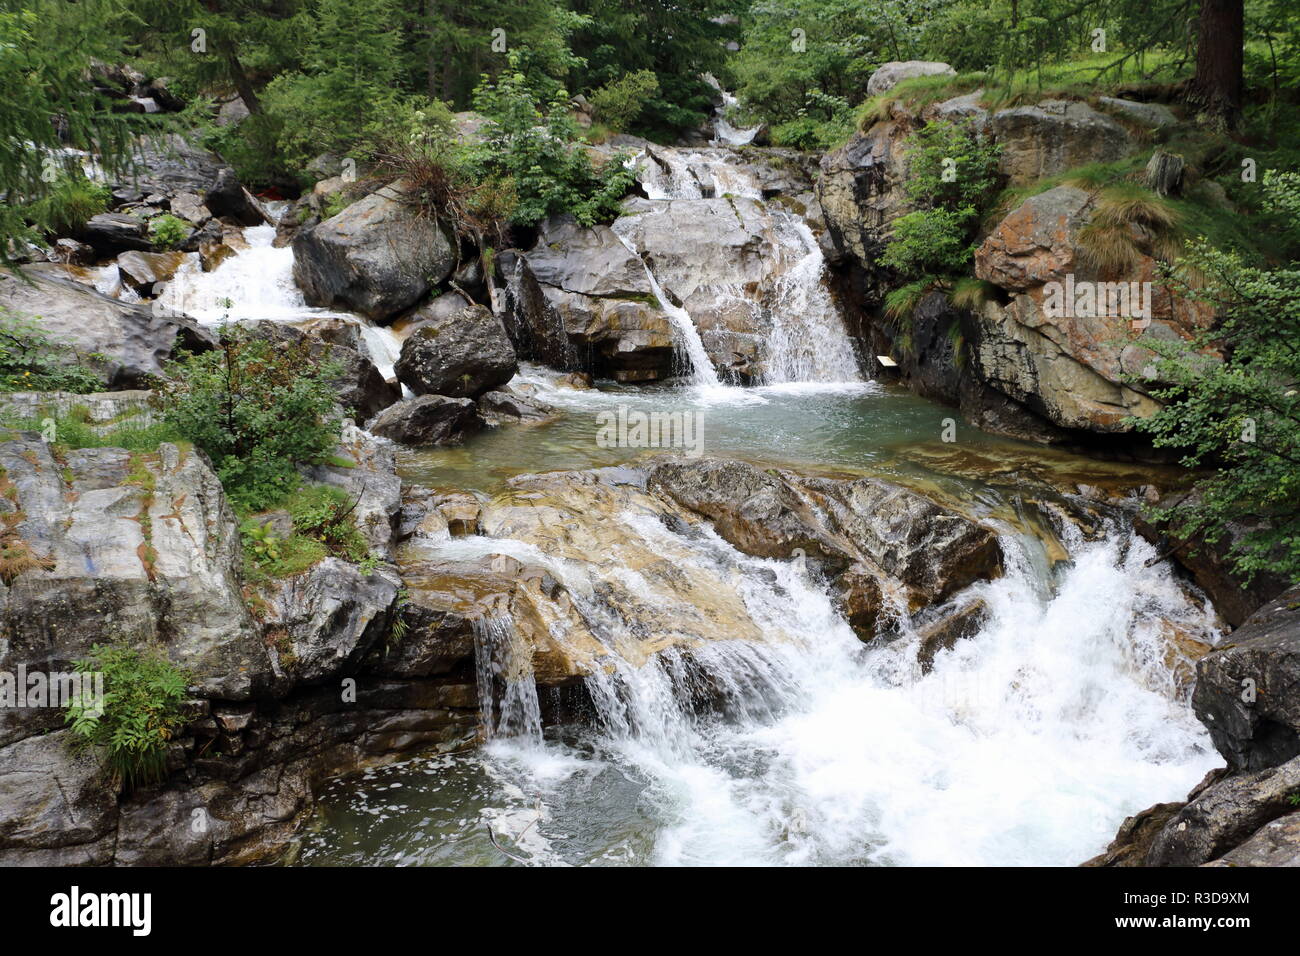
401, 371, 1021, 492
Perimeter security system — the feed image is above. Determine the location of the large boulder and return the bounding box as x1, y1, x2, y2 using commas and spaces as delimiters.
292, 180, 455, 321
1145, 755, 1300, 865
370, 395, 482, 446
0, 266, 212, 389
0, 731, 117, 864
990, 100, 1134, 186
867, 61, 956, 96
971, 186, 1216, 433
498, 217, 675, 381
816, 114, 915, 268
394, 304, 517, 398
0, 438, 265, 723
648, 457, 1003, 617
1192, 585, 1300, 773
76, 212, 151, 255
647, 457, 854, 571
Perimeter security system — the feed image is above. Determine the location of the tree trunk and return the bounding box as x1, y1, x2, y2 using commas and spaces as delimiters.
1190, 0, 1244, 129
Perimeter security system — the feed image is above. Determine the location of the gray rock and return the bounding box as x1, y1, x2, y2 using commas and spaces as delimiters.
292, 180, 455, 320
115, 250, 187, 295
0, 731, 116, 858
990, 99, 1134, 186
0, 266, 213, 389
1209, 812, 1300, 866
1099, 97, 1179, 130
395, 304, 517, 398
260, 559, 401, 685
204, 167, 267, 226
867, 61, 956, 96
369, 394, 482, 446
0, 437, 266, 718
648, 458, 1003, 608
1193, 585, 1300, 772
77, 212, 150, 255
477, 387, 558, 425
1146, 754, 1300, 865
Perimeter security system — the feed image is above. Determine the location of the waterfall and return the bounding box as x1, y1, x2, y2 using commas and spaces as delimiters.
713, 90, 763, 147
762, 218, 862, 384
473, 615, 544, 745
392, 500, 1219, 867
156, 217, 403, 379
622, 146, 862, 387
611, 230, 722, 388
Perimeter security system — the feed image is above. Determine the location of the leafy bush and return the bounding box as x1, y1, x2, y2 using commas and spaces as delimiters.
473, 57, 636, 227
589, 69, 659, 133
148, 213, 189, 250
881, 119, 1001, 279
1134, 171, 1300, 582
158, 325, 344, 511
0, 306, 103, 393
65, 642, 189, 790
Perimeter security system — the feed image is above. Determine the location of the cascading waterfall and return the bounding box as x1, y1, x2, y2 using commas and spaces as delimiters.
611, 229, 722, 388
156, 214, 404, 380
625, 146, 861, 386
372, 501, 1219, 867
473, 615, 544, 745
713, 90, 764, 147
762, 218, 862, 384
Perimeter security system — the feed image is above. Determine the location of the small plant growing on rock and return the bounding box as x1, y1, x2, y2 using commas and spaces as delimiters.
65, 642, 189, 791
148, 213, 189, 250
880, 119, 1001, 279
0, 306, 103, 394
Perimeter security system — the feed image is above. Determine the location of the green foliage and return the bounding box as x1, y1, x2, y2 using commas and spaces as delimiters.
0, 0, 143, 262
239, 483, 374, 583
0, 307, 103, 393
569, 0, 736, 139
158, 325, 344, 511
472, 57, 636, 226
589, 69, 659, 133
1133, 171, 1300, 583
148, 213, 188, 250
65, 641, 189, 790
22, 176, 111, 237
880, 119, 1001, 279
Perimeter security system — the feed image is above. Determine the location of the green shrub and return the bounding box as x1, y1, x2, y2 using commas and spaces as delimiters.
285, 483, 370, 563
589, 69, 659, 133
64, 642, 189, 790
158, 325, 344, 511
1134, 171, 1300, 583
0, 306, 103, 393
473, 56, 637, 227
148, 213, 188, 250
881, 119, 1001, 279
239, 484, 374, 583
